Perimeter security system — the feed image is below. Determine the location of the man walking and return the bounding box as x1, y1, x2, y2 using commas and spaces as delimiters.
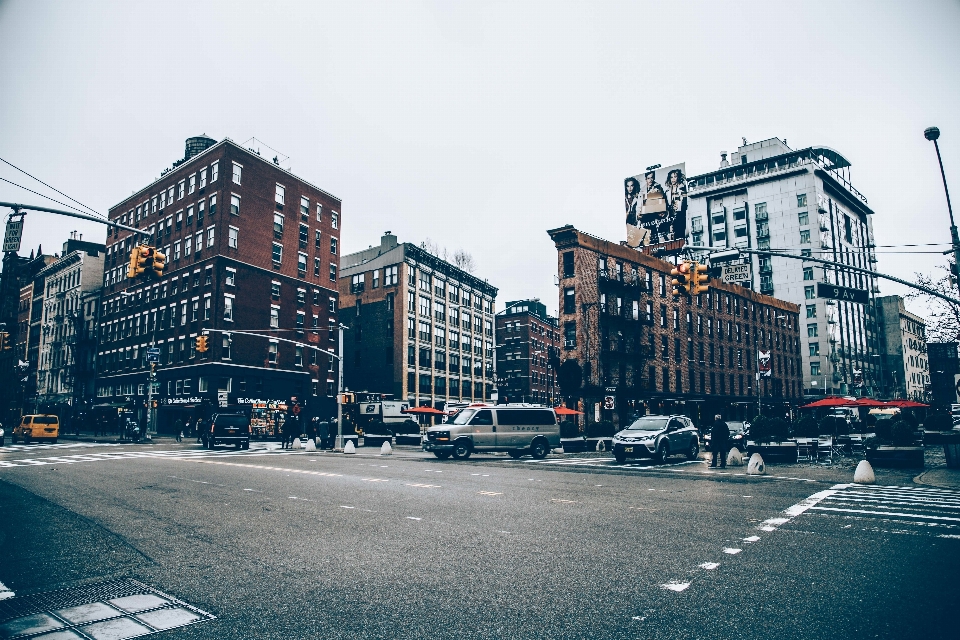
710, 414, 730, 468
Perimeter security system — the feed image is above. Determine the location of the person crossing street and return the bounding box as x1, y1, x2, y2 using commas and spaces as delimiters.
710, 414, 730, 469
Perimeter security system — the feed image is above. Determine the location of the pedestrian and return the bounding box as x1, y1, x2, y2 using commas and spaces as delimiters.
309, 417, 318, 447
710, 414, 730, 469
318, 419, 329, 450
195, 417, 203, 444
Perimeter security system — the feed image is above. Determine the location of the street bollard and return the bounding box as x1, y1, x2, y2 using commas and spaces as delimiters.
726, 449, 744, 467
380, 441, 392, 456
292, 437, 302, 450
344, 440, 356, 454
854, 460, 876, 484
747, 453, 765, 475
305, 438, 316, 452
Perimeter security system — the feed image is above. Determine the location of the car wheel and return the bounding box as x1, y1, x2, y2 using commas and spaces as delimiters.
451, 439, 472, 460
530, 438, 549, 460
235, 442, 242, 450
433, 451, 451, 459
686, 438, 700, 460
614, 453, 626, 464
655, 440, 669, 464
507, 450, 523, 459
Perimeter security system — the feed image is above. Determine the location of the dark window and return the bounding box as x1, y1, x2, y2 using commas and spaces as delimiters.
562, 252, 575, 278
563, 288, 575, 314
470, 409, 493, 426
495, 409, 556, 426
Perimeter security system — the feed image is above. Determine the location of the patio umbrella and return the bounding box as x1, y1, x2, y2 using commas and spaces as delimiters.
799, 396, 857, 409
884, 400, 929, 408
852, 398, 888, 408
402, 406, 445, 415
554, 406, 584, 415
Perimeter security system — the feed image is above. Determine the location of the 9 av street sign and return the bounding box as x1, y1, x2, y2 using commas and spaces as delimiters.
816, 282, 870, 305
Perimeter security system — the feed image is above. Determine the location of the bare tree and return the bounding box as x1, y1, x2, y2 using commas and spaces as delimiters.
452, 249, 476, 274
905, 264, 960, 342
419, 238, 448, 261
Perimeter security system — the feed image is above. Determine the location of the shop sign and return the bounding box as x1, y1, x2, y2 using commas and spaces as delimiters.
161, 397, 205, 405
218, 390, 229, 407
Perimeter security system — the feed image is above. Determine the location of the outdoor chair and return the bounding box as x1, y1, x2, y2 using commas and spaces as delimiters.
796, 438, 814, 462
817, 435, 833, 463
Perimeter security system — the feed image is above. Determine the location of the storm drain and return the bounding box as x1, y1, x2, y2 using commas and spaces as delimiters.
0, 578, 214, 639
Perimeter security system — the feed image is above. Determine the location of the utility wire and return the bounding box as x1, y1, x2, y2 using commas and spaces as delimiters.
0, 177, 91, 215
0, 155, 103, 218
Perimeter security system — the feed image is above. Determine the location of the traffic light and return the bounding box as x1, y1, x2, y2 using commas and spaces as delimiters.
127, 247, 140, 279
150, 249, 166, 277
690, 261, 710, 295
0, 332, 10, 350
196, 335, 209, 352
670, 261, 692, 296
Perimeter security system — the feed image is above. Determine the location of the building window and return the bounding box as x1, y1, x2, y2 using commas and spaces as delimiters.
295, 346, 303, 366
798, 211, 809, 225
222, 333, 231, 359
564, 321, 576, 348
228, 226, 238, 249
207, 226, 215, 247
804, 285, 815, 300
384, 265, 398, 286
809, 343, 820, 356
230, 194, 240, 216
199, 167, 207, 189
270, 306, 280, 328
210, 161, 219, 182
803, 267, 813, 281
188, 174, 196, 194
810, 361, 820, 376
797, 193, 807, 208
805, 304, 817, 318
298, 252, 307, 276
208, 194, 216, 215
563, 287, 575, 314
275, 184, 285, 206
807, 324, 818, 337
300, 196, 309, 220
271, 281, 281, 300
799, 229, 811, 244
268, 341, 278, 364
225, 268, 236, 287
272, 243, 283, 267
372, 270, 379, 289
177, 181, 185, 200
331, 212, 338, 229
174, 241, 181, 261
274, 213, 284, 238
316, 203, 323, 222
329, 263, 337, 282
299, 224, 308, 249
224, 295, 234, 321
204, 295, 212, 320
330, 237, 338, 255
314, 258, 321, 277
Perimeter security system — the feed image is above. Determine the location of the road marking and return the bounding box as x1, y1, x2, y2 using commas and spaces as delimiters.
551, 498, 577, 503
406, 517, 422, 521
938, 534, 960, 539
362, 478, 389, 482
0, 580, 13, 600
723, 548, 742, 555
810, 506, 960, 523
793, 485, 960, 531
405, 483, 441, 489
478, 491, 502, 496
661, 582, 690, 592
743, 536, 761, 543
340, 506, 355, 509
699, 563, 719, 570
758, 484, 847, 531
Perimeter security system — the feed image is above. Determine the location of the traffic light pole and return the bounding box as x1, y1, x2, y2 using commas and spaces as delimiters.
0, 202, 151, 238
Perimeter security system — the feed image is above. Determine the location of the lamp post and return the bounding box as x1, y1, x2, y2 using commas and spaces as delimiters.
924, 127, 960, 292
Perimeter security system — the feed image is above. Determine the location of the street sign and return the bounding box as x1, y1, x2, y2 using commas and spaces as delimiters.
816, 282, 870, 305
758, 350, 772, 377
3, 218, 23, 253
721, 263, 751, 284
218, 390, 229, 407
954, 374, 960, 404
146, 347, 161, 364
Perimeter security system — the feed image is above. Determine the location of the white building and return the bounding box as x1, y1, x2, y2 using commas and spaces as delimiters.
877, 295, 929, 401
36, 236, 105, 409
685, 137, 881, 397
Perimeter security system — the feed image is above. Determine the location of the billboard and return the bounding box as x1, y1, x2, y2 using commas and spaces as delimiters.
624, 163, 687, 251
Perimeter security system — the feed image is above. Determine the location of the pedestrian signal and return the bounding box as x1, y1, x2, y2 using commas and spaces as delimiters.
196, 335, 209, 352
670, 261, 692, 296
691, 262, 710, 295
150, 249, 166, 277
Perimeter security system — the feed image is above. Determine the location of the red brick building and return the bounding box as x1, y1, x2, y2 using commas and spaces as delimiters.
495, 299, 560, 406
548, 225, 802, 427
96, 137, 342, 432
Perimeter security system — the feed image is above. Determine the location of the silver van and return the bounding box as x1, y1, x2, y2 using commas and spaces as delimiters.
423, 405, 560, 460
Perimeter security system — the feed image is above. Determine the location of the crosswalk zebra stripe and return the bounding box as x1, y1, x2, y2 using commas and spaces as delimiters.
809, 506, 960, 523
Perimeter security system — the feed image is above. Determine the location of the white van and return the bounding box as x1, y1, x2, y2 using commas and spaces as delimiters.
423, 405, 560, 460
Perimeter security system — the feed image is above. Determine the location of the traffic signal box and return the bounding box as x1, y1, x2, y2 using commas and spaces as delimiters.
690, 262, 710, 295
150, 249, 166, 277
195, 335, 209, 352
670, 261, 692, 296
0, 332, 11, 351
127, 245, 166, 279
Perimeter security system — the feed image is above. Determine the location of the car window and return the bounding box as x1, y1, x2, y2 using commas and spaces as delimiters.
667, 419, 683, 430
35, 416, 58, 424
452, 409, 476, 425
470, 410, 493, 426
496, 409, 556, 426
626, 417, 668, 431
215, 415, 248, 429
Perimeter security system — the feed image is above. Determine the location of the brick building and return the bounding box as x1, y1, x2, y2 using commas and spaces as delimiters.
339, 232, 498, 409
495, 299, 560, 406
548, 225, 802, 426
96, 136, 342, 432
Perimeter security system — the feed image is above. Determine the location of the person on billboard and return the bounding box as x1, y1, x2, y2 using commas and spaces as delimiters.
624, 177, 645, 247
657, 168, 688, 243
636, 171, 665, 247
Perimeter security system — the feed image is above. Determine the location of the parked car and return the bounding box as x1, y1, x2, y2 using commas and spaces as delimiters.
612, 415, 700, 464
12, 415, 60, 444
423, 405, 560, 460
0, 424, 4, 446
205, 413, 251, 450
704, 421, 749, 452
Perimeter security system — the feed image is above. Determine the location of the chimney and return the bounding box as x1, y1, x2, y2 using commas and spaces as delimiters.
381, 231, 398, 252
719, 152, 729, 169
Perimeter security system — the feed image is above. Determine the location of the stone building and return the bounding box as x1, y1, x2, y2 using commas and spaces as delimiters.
495, 299, 560, 406
876, 295, 929, 401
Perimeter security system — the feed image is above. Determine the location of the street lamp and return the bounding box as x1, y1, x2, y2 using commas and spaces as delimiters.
924, 126, 960, 292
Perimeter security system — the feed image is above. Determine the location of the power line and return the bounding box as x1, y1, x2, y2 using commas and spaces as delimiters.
0, 177, 91, 215
0, 155, 103, 218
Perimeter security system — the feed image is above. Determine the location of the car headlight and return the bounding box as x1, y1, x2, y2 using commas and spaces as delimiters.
0, 428, 4, 436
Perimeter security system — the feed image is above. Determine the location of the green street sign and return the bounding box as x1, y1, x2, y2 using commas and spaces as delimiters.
816, 282, 870, 305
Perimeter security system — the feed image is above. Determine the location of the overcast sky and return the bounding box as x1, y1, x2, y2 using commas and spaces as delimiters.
2, 0, 959, 321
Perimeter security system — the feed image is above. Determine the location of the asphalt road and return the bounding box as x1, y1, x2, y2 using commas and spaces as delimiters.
0, 441, 957, 639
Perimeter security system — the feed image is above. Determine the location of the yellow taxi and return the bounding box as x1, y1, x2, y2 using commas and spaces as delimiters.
12, 415, 60, 443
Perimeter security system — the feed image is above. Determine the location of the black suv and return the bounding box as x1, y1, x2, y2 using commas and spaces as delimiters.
205, 413, 251, 450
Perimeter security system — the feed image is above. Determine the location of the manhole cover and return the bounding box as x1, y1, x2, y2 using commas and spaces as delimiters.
0, 578, 214, 639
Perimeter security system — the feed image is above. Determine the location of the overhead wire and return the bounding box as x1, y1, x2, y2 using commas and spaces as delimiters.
0, 176, 91, 215
0, 155, 104, 218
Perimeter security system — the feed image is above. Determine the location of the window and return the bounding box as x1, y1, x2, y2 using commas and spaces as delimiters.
331, 212, 338, 229
562, 252, 575, 278
713, 230, 726, 242
330, 237, 338, 255
805, 304, 817, 318
230, 194, 240, 216
314, 257, 321, 277
733, 206, 746, 221
204, 295, 212, 320
329, 263, 337, 282
211, 161, 218, 182
222, 334, 231, 359
199, 167, 207, 189
188, 174, 196, 194
194, 231, 202, 255
271, 281, 281, 300
297, 288, 306, 305
177, 181, 185, 200
174, 241, 181, 261
801, 248, 811, 257
207, 226, 215, 247
315, 229, 322, 250
810, 361, 820, 376
804, 285, 815, 300
275, 184, 285, 207
300, 196, 309, 220
268, 341, 278, 364
316, 203, 322, 222
809, 343, 820, 356
225, 268, 236, 286
797, 193, 807, 207
807, 324, 818, 337
384, 265, 398, 286
803, 267, 813, 281
270, 306, 280, 328
564, 321, 576, 348
232, 162, 242, 184
798, 211, 809, 225
229, 226, 238, 248
274, 213, 284, 238
295, 346, 303, 366
800, 229, 811, 244
298, 252, 307, 275
372, 270, 379, 289
299, 224, 308, 249
191, 299, 199, 322
208, 194, 216, 215
564, 287, 575, 314
734, 226, 748, 238
272, 243, 282, 266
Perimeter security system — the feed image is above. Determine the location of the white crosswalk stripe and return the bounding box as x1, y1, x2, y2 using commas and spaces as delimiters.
0, 444, 306, 468
0, 442, 127, 453
511, 456, 699, 470
803, 484, 960, 532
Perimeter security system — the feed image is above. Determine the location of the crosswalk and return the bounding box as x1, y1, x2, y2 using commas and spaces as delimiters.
510, 456, 700, 470
0, 443, 304, 468
798, 484, 960, 536
0, 442, 127, 454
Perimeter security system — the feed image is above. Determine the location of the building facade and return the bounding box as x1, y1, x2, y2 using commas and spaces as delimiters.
683, 138, 881, 398
97, 137, 342, 432
549, 225, 802, 427
338, 232, 498, 409
495, 299, 560, 406
927, 342, 958, 409
876, 295, 929, 401
36, 236, 105, 413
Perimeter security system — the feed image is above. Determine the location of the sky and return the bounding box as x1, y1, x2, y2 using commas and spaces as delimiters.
1, 0, 959, 322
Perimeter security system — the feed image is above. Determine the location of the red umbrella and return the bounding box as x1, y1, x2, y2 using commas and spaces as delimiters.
554, 406, 584, 415
884, 400, 929, 408
402, 406, 444, 415
852, 398, 888, 407
799, 396, 857, 409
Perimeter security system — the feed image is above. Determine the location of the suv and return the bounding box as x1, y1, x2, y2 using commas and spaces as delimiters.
423, 405, 560, 460
205, 413, 251, 450
612, 415, 699, 464
12, 415, 60, 444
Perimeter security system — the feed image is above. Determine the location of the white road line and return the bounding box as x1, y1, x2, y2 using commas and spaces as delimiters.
0, 580, 13, 600
758, 484, 849, 531
661, 582, 690, 592
825, 496, 960, 510
406, 517, 422, 521
743, 536, 760, 543
478, 491, 502, 496
699, 562, 719, 570
809, 506, 960, 523
723, 548, 742, 555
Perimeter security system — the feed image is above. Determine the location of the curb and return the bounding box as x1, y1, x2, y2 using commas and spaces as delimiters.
913, 468, 960, 491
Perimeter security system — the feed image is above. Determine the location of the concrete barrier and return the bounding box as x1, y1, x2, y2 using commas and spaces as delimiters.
292, 438, 302, 450
596, 439, 605, 452
305, 438, 316, 452
726, 449, 744, 467
344, 440, 356, 454
747, 453, 765, 475
380, 441, 393, 456
854, 460, 876, 484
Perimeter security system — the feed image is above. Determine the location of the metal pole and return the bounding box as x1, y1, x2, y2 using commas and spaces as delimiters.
929, 136, 960, 293
0, 202, 150, 238
336, 323, 344, 450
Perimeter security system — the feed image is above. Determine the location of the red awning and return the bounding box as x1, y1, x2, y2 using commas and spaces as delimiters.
554, 406, 584, 415
402, 406, 444, 415
852, 398, 888, 408
799, 396, 857, 408
884, 400, 929, 408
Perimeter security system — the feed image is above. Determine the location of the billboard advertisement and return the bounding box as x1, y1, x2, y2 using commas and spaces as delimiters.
624, 163, 687, 250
